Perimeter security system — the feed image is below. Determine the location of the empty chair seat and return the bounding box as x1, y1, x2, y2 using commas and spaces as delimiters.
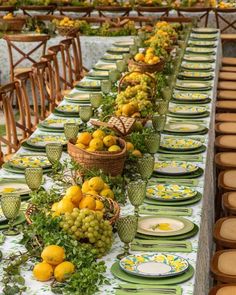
215, 153, 236, 169
218, 91, 236, 100
216, 101, 236, 112
219, 72, 236, 81
218, 82, 236, 91
215, 136, 236, 151
209, 284, 236, 295
216, 123, 236, 135
216, 113, 236, 122
223, 192, 236, 216
214, 217, 236, 249
218, 170, 236, 192
222, 58, 236, 66
221, 67, 236, 73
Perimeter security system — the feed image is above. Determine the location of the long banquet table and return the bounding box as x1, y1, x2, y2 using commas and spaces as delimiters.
0, 29, 221, 294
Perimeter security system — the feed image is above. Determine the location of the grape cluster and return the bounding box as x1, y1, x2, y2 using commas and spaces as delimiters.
60, 208, 113, 258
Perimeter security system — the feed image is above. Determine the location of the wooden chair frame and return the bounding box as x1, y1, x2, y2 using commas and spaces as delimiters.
96, 6, 132, 18
3, 34, 50, 81
135, 6, 170, 17
214, 8, 236, 33
176, 7, 211, 27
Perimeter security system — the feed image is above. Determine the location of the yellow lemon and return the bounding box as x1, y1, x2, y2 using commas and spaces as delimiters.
108, 145, 121, 152
134, 53, 145, 62
51, 202, 59, 212
57, 199, 75, 214
132, 149, 142, 157
65, 185, 83, 207
54, 261, 75, 282
95, 200, 104, 211
75, 143, 86, 149
79, 196, 96, 210
100, 188, 114, 200
103, 135, 116, 147
89, 138, 104, 151
86, 190, 99, 198
88, 176, 104, 192
82, 180, 90, 193
33, 262, 53, 282
92, 129, 105, 139
86, 147, 96, 152
126, 142, 134, 152
41, 245, 65, 266
77, 132, 92, 146
103, 183, 110, 189
2, 187, 16, 193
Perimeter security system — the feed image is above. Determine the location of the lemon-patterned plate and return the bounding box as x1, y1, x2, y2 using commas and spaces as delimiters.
164, 122, 205, 133
175, 81, 212, 91
107, 46, 130, 54
8, 155, 51, 169
181, 62, 213, 70
154, 161, 198, 175
190, 33, 217, 40
192, 28, 218, 34
93, 63, 117, 71
173, 92, 209, 101
41, 118, 81, 129
76, 80, 101, 90
0, 180, 30, 196
179, 71, 213, 79
27, 135, 67, 148
87, 70, 109, 79
55, 104, 79, 114
120, 253, 189, 278
137, 216, 194, 237
161, 137, 202, 151
113, 40, 134, 47
64, 92, 91, 102
183, 55, 215, 63
169, 105, 207, 115
146, 184, 197, 201
186, 47, 215, 55
102, 53, 123, 61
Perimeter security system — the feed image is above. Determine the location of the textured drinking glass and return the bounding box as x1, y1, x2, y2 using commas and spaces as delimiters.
116, 215, 138, 259
25, 167, 43, 192
130, 45, 138, 56
134, 36, 142, 47
109, 69, 120, 83
79, 106, 93, 126
145, 132, 161, 154
46, 143, 63, 164
161, 86, 172, 101
116, 60, 127, 73
101, 80, 112, 94
137, 154, 155, 181
152, 114, 166, 132
156, 100, 169, 115
127, 180, 146, 217
64, 123, 80, 141
90, 93, 103, 109
1, 193, 21, 236
123, 53, 132, 63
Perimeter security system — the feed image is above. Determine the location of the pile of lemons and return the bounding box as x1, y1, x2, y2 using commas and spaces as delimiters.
134, 48, 160, 65
33, 245, 75, 282
3, 13, 14, 19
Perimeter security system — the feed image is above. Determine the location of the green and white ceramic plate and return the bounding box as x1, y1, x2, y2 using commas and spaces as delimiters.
76, 80, 101, 90
175, 81, 211, 91
87, 70, 109, 79
173, 92, 209, 101
120, 253, 189, 278
113, 40, 134, 47
179, 71, 213, 79
183, 55, 215, 62
181, 62, 213, 70
64, 92, 91, 103
189, 40, 216, 47
146, 184, 197, 201
55, 104, 79, 114
192, 28, 218, 34
107, 46, 130, 54
41, 118, 81, 129
102, 53, 123, 61
137, 216, 194, 236
26, 135, 67, 148
0, 179, 30, 196
160, 137, 202, 151
154, 161, 198, 175
190, 33, 217, 40
93, 63, 117, 71
164, 122, 205, 133
8, 155, 51, 169
169, 105, 207, 115
186, 47, 215, 54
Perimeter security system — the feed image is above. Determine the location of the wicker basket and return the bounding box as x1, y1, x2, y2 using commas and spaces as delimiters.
57, 25, 79, 36
128, 58, 165, 73
68, 138, 127, 176
0, 17, 26, 31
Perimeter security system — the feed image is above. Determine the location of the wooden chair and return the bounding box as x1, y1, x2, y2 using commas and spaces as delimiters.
216, 123, 236, 135
214, 8, 236, 33
58, 5, 94, 17
215, 153, 236, 170
214, 217, 236, 250
219, 72, 236, 82
221, 58, 236, 67
176, 7, 211, 27
0, 141, 4, 167
209, 284, 236, 295
96, 6, 132, 18
211, 250, 236, 283
3, 34, 50, 81
218, 170, 236, 195
223, 192, 236, 216
218, 90, 236, 100
215, 135, 236, 152
160, 16, 193, 24
19, 5, 56, 17
216, 113, 236, 122
0, 81, 31, 156
135, 6, 170, 18
216, 101, 236, 112
221, 66, 236, 73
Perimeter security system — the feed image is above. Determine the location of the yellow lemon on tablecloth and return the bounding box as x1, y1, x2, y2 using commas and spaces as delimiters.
54, 261, 75, 282
79, 196, 96, 210
41, 245, 65, 266
33, 262, 53, 282
57, 199, 75, 214
89, 138, 104, 151
92, 129, 105, 139
108, 145, 121, 152
65, 185, 83, 207
88, 176, 104, 192
77, 132, 92, 146
100, 188, 114, 200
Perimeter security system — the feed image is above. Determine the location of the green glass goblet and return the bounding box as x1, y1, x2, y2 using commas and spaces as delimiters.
137, 154, 155, 181
123, 53, 132, 63
127, 180, 146, 217
145, 132, 161, 154
116, 60, 127, 73
161, 86, 172, 101
1, 193, 21, 236
64, 122, 80, 141
101, 80, 112, 94
116, 215, 138, 260
130, 45, 138, 56
46, 143, 63, 165
25, 167, 43, 192
156, 100, 169, 115
90, 93, 103, 109
79, 105, 93, 128
152, 114, 166, 132
109, 69, 120, 83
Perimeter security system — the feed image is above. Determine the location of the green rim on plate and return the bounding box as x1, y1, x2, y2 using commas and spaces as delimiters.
137, 216, 194, 237
169, 105, 207, 115
146, 183, 197, 202
171, 99, 211, 105
144, 192, 201, 206
168, 111, 210, 118
107, 47, 130, 54
111, 262, 194, 285
41, 118, 80, 130
173, 92, 209, 101
158, 144, 206, 155
186, 47, 215, 54
181, 63, 213, 71
178, 72, 213, 80
120, 253, 189, 278
37, 124, 64, 133
192, 28, 218, 34
7, 155, 51, 169
190, 33, 217, 40
76, 80, 101, 90
183, 55, 215, 63
113, 40, 134, 47
0, 212, 25, 230
162, 128, 209, 136
160, 137, 202, 151
93, 63, 117, 71
154, 161, 199, 176
188, 40, 216, 47
136, 223, 199, 240
2, 163, 52, 175
153, 167, 204, 179
55, 104, 80, 114
164, 122, 205, 133
0, 179, 31, 196
102, 54, 123, 61
26, 135, 67, 148
175, 81, 212, 91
